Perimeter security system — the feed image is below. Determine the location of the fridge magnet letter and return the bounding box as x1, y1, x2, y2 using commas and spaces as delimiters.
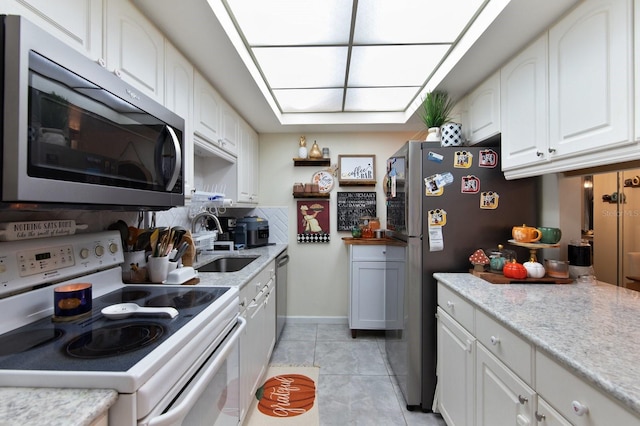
479, 149, 498, 168
480, 191, 499, 209
427, 151, 444, 163
424, 175, 443, 196
454, 150, 473, 168
461, 175, 480, 194
428, 209, 447, 227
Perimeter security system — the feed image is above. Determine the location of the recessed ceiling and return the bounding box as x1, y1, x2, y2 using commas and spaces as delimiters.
210, 0, 490, 124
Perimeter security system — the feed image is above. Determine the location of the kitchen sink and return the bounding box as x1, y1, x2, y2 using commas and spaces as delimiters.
196, 256, 259, 273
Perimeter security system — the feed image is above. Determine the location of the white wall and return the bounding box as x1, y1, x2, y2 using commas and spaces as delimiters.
258, 132, 415, 321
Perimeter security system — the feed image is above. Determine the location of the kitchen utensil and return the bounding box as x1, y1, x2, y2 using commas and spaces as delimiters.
512, 224, 542, 243
135, 231, 151, 252
53, 283, 92, 320
149, 228, 160, 256
101, 303, 178, 320
171, 241, 190, 262
108, 220, 130, 251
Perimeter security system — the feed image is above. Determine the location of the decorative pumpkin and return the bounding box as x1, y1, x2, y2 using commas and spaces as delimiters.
256, 374, 316, 417
523, 261, 546, 278
503, 260, 528, 279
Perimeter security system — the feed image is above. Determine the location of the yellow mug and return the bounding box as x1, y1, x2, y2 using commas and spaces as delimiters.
512, 224, 542, 243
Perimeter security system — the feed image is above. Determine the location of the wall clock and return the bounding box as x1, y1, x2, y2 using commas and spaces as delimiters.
312, 170, 334, 193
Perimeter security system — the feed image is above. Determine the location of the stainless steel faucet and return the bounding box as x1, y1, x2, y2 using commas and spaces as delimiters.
191, 211, 223, 234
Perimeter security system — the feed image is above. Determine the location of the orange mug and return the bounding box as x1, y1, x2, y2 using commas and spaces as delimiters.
512, 224, 542, 243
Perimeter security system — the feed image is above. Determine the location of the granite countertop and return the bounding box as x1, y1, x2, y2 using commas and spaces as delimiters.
434, 272, 640, 416
193, 243, 288, 287
0, 244, 288, 425
0, 387, 117, 426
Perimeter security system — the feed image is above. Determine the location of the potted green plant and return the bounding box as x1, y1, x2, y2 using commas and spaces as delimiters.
420, 91, 454, 142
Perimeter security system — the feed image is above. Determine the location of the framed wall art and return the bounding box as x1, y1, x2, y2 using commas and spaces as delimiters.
338, 155, 376, 186
337, 192, 377, 231
296, 200, 330, 243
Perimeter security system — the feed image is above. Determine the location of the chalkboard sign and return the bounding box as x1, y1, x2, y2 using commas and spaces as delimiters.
337, 192, 377, 231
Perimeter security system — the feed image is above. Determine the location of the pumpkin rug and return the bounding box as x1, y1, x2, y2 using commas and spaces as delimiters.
245, 366, 320, 426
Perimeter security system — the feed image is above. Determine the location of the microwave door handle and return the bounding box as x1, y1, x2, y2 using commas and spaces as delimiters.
155, 125, 182, 191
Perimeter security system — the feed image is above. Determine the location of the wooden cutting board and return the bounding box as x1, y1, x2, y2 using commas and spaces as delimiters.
471, 270, 574, 284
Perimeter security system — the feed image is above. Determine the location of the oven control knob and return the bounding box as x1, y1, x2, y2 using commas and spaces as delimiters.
95, 245, 105, 257
80, 248, 90, 259
108, 242, 119, 254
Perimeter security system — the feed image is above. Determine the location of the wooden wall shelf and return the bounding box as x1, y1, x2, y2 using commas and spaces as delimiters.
293, 158, 330, 167
338, 180, 377, 186
293, 192, 330, 198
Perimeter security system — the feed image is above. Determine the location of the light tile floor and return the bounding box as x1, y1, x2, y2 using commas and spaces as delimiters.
270, 323, 447, 426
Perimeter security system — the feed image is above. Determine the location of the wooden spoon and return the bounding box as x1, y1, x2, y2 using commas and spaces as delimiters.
150, 228, 160, 257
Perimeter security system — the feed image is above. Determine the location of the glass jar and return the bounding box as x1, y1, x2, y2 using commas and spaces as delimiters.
361, 225, 373, 238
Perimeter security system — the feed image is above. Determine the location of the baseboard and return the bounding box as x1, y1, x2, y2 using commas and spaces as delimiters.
285, 316, 348, 325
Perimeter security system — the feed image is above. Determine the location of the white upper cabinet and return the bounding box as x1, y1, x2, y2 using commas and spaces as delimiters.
237, 122, 259, 204
501, 34, 549, 171
104, 0, 165, 103
548, 0, 633, 157
165, 42, 194, 197
467, 71, 501, 145
193, 71, 222, 150
220, 103, 239, 157
4, 0, 103, 60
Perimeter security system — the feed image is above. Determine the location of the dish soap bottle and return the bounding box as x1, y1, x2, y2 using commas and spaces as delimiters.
298, 136, 308, 159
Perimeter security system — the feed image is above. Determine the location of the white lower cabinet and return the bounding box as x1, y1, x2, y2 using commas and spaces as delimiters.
348, 244, 405, 336
238, 261, 276, 424
476, 344, 535, 426
535, 397, 572, 426
436, 308, 475, 426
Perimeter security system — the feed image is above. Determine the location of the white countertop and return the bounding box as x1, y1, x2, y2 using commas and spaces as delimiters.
434, 272, 640, 416
0, 244, 287, 425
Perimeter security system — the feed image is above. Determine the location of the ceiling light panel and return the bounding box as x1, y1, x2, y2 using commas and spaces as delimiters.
273, 88, 344, 112
345, 87, 419, 111
253, 46, 348, 88
355, 0, 487, 44
348, 45, 450, 87
225, 0, 353, 45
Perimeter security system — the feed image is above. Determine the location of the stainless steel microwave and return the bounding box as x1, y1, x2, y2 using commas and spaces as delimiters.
1, 15, 184, 210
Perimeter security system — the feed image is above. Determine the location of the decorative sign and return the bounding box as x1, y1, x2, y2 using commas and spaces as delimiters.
338, 155, 376, 185
337, 192, 377, 231
297, 200, 330, 243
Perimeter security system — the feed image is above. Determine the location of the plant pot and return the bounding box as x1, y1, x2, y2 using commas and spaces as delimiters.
440, 122, 463, 147
426, 127, 441, 141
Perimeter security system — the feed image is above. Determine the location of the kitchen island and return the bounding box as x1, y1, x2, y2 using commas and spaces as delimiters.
435, 272, 640, 424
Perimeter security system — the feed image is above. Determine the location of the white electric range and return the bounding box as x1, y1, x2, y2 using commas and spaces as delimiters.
0, 231, 242, 425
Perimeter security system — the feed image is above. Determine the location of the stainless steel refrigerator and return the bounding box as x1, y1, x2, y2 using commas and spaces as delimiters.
384, 141, 538, 411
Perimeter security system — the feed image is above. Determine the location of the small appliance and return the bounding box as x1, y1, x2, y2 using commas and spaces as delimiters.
235, 216, 269, 248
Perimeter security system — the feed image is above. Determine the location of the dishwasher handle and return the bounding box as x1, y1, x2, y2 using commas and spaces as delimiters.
277, 254, 290, 268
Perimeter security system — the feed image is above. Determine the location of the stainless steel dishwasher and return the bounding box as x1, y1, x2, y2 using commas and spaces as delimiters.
275, 250, 289, 342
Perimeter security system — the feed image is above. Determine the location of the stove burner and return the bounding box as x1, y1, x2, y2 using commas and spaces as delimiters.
99, 289, 151, 304
146, 290, 216, 309
66, 322, 164, 358
0, 328, 64, 356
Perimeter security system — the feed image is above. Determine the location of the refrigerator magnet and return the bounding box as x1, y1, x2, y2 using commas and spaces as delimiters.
427, 151, 444, 163
479, 149, 498, 168
454, 151, 473, 168
480, 191, 499, 209
427, 209, 446, 251
428, 209, 447, 226
461, 175, 480, 193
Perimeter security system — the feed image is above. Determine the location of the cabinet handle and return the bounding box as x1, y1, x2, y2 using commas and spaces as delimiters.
535, 411, 546, 422
446, 301, 454, 309
113, 68, 122, 78
571, 400, 589, 416
548, 147, 556, 153
536, 151, 544, 157
97, 58, 106, 68
465, 339, 473, 353
490, 335, 500, 345
518, 394, 528, 405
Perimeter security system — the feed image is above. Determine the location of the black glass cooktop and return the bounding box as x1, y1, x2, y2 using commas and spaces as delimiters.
0, 285, 231, 372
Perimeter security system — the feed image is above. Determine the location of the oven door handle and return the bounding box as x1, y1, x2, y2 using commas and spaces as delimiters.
146, 316, 246, 426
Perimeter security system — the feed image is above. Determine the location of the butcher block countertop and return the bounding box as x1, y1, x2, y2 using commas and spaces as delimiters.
434, 272, 640, 417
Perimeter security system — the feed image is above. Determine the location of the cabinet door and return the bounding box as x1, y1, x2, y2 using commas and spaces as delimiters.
4, 0, 103, 60
193, 71, 222, 148
437, 308, 475, 426
501, 34, 549, 171
220, 104, 239, 157
467, 72, 501, 145
350, 261, 386, 329
536, 397, 572, 426
476, 345, 535, 426
384, 261, 404, 330
105, 0, 165, 103
263, 279, 276, 360
548, 0, 633, 157
237, 122, 259, 204
164, 42, 194, 197
238, 308, 251, 423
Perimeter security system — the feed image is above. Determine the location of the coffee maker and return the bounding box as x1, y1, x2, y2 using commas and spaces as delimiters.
209, 216, 237, 242
568, 239, 594, 279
